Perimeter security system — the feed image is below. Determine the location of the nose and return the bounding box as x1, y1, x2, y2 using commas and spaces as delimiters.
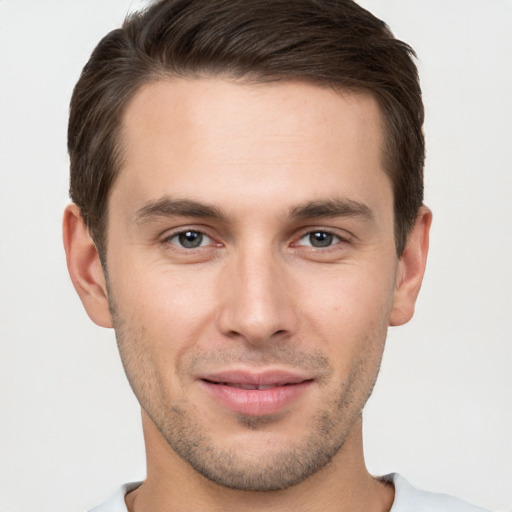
216, 245, 298, 346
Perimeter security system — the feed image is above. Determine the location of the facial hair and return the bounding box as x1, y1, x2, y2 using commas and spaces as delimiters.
108, 292, 386, 491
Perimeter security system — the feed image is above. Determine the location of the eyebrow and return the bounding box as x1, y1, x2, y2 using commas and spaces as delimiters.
133, 196, 374, 224
134, 198, 226, 223
289, 198, 374, 221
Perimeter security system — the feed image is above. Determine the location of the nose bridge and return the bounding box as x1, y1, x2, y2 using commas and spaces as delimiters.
217, 240, 295, 344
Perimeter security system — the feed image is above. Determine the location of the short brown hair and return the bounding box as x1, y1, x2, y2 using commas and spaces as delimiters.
68, 0, 424, 257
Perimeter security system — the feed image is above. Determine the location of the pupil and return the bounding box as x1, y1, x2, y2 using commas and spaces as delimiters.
310, 232, 332, 247
179, 231, 203, 248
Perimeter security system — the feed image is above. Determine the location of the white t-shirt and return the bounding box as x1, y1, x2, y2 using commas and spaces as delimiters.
89, 474, 492, 512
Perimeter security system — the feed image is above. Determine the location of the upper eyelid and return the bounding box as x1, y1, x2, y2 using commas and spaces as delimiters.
161, 225, 215, 240
170, 231, 212, 247
294, 233, 346, 248
299, 230, 342, 239
159, 228, 214, 249
161, 230, 219, 252
294, 226, 353, 241
167, 230, 211, 240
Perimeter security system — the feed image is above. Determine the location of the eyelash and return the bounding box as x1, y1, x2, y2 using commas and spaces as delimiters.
163, 229, 218, 251
294, 230, 348, 249
162, 227, 350, 252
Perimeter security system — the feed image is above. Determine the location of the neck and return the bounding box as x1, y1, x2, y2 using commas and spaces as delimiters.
125, 411, 394, 512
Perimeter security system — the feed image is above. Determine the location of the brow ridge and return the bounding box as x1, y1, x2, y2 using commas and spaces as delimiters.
134, 197, 226, 223
290, 198, 374, 220
134, 196, 373, 224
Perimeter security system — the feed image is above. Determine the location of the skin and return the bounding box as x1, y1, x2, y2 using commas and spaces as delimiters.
63, 78, 431, 512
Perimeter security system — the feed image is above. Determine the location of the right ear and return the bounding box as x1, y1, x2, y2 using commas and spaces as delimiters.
62, 204, 113, 328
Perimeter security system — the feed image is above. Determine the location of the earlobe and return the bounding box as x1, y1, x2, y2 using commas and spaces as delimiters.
62, 203, 113, 328
389, 206, 432, 326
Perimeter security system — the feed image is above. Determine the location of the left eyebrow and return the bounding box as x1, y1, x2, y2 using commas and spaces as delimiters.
133, 197, 227, 223
289, 198, 374, 221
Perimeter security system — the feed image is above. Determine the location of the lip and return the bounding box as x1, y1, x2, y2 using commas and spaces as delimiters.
198, 369, 314, 416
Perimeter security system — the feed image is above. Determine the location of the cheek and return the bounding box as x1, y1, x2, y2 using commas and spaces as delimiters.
108, 257, 216, 356
296, 263, 396, 354
110, 251, 216, 316
109, 267, 218, 407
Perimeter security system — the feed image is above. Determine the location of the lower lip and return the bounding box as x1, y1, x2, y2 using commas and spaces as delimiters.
200, 380, 313, 416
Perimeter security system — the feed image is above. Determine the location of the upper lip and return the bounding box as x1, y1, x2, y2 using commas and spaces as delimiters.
199, 369, 312, 388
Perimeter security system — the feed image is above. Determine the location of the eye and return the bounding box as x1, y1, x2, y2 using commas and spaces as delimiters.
168, 230, 212, 249
297, 231, 341, 248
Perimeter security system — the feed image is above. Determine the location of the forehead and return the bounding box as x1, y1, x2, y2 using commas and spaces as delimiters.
113, 77, 390, 216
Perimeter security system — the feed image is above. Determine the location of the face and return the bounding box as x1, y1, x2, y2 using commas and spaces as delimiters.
104, 78, 401, 490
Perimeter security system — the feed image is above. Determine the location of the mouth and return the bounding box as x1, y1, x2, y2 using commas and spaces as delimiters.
198, 370, 314, 416
202, 380, 307, 390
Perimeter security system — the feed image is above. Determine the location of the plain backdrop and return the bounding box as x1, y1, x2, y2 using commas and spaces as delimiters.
0, 1, 511, 511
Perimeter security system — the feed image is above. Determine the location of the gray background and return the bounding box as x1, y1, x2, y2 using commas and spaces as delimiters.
0, 1, 511, 510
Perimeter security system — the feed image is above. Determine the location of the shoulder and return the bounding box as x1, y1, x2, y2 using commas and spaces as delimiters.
388, 474, 494, 512
88, 476, 494, 512
88, 482, 142, 512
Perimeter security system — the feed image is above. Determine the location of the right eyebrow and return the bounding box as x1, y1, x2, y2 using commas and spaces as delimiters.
289, 198, 374, 222
133, 197, 227, 223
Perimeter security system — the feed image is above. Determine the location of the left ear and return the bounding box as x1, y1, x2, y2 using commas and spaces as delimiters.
63, 203, 113, 328
389, 206, 432, 326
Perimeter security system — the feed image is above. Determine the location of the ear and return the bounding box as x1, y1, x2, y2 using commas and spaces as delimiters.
389, 206, 432, 326
62, 203, 113, 328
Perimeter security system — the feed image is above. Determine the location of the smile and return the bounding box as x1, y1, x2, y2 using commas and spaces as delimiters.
204, 380, 300, 390
199, 370, 314, 416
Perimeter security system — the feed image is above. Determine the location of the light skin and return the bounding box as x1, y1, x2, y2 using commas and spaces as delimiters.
63, 78, 431, 512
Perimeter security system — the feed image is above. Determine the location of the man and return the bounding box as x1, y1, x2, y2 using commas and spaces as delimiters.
62, 1, 491, 511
